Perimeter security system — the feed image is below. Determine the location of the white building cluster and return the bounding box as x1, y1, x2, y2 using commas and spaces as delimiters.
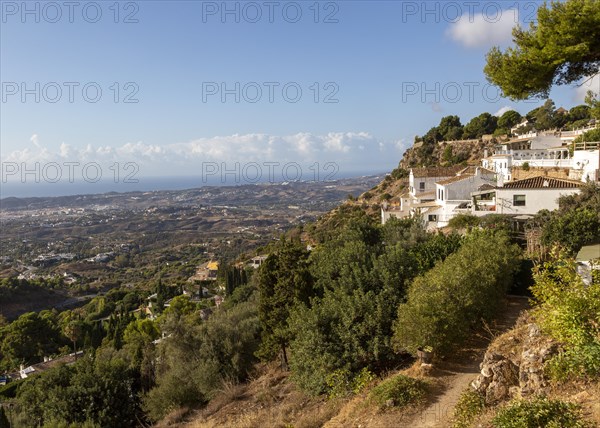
382, 125, 599, 230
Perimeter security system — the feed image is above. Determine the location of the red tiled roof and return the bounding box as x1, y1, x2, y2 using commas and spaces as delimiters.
501, 176, 583, 189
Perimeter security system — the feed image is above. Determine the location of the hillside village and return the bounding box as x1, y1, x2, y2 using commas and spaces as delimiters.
381, 121, 599, 230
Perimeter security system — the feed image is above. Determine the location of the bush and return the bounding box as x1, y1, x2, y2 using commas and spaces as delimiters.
369, 374, 426, 409
452, 389, 485, 428
393, 230, 521, 356
492, 397, 588, 428
143, 301, 260, 421
448, 214, 480, 229
522, 161, 530, 171
546, 344, 600, 381
573, 128, 600, 143
325, 367, 376, 399
531, 249, 600, 380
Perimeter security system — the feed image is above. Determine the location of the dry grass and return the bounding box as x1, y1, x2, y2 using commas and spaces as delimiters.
154, 407, 190, 427
184, 364, 345, 428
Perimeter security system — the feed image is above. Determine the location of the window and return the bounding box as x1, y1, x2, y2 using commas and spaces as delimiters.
428, 215, 437, 222
513, 195, 526, 206
419, 182, 425, 192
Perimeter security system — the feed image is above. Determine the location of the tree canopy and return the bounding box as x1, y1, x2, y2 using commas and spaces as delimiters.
484, 0, 600, 100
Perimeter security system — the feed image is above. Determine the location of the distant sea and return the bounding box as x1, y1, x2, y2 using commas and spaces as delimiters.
0, 172, 384, 199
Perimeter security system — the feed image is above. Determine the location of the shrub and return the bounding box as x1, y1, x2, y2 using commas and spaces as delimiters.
448, 214, 480, 229
325, 367, 376, 399
492, 397, 588, 428
452, 389, 485, 428
546, 344, 600, 381
522, 161, 530, 171
532, 249, 600, 380
393, 230, 521, 356
573, 128, 600, 144
369, 374, 426, 409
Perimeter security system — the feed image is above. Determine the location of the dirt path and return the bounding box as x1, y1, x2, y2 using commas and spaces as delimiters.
399, 295, 530, 428
412, 364, 480, 427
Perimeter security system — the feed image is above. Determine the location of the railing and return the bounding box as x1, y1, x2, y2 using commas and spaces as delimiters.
512, 159, 573, 168
574, 141, 599, 151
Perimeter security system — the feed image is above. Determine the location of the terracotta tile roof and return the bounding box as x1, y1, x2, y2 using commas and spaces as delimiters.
501, 176, 583, 189
411, 165, 463, 178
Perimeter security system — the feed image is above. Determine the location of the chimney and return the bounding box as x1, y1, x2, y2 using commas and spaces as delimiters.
484, 149, 489, 158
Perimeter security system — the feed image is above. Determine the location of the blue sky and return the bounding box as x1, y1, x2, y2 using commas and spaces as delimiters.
1, 0, 598, 183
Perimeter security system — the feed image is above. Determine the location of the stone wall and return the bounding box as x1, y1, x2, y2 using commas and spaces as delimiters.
470, 314, 559, 405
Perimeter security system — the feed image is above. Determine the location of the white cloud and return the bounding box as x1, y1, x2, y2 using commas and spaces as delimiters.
447, 8, 518, 49
30, 134, 40, 148
573, 74, 600, 102
494, 106, 514, 116
2, 132, 407, 177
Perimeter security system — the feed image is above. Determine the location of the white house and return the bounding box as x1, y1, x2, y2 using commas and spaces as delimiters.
417, 167, 496, 229
381, 165, 466, 224
471, 176, 583, 216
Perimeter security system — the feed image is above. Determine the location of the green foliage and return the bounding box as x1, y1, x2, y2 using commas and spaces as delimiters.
143, 301, 260, 421
437, 115, 464, 141
452, 389, 486, 428
256, 238, 315, 365
492, 397, 588, 428
448, 214, 480, 229
324, 367, 375, 398
498, 110, 522, 131
463, 112, 498, 139
369, 374, 426, 409
390, 167, 409, 180
522, 161, 530, 171
123, 318, 159, 348
538, 184, 600, 253
531, 249, 600, 380
484, 0, 600, 100
393, 231, 521, 356
309, 204, 376, 244
568, 105, 591, 122
219, 263, 250, 296
585, 90, 600, 120
573, 128, 600, 144
533, 99, 560, 130
381, 216, 428, 247
478, 214, 513, 233
289, 229, 461, 395
0, 406, 9, 428
289, 287, 390, 395
14, 354, 140, 427
0, 312, 64, 370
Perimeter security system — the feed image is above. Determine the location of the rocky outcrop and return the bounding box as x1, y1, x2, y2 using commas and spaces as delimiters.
471, 316, 559, 404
